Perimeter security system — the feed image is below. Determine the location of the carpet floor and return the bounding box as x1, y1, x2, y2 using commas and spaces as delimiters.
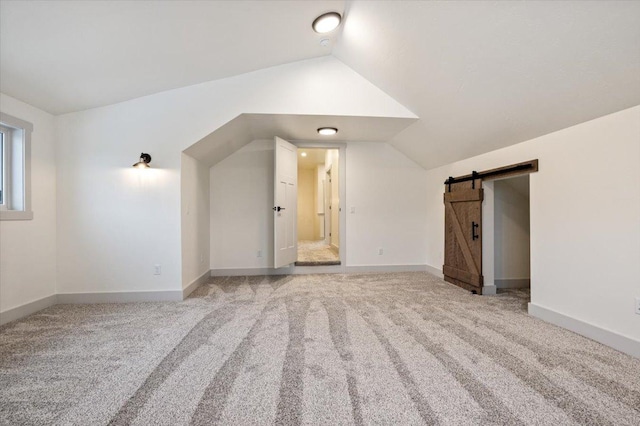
1, 272, 639, 425
296, 240, 339, 265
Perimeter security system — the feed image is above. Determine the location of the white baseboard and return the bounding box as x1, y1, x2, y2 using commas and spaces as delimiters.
183, 270, 211, 299
0, 294, 58, 326
211, 265, 347, 276
57, 290, 183, 304
345, 264, 427, 274
482, 285, 497, 296
1, 286, 191, 325
528, 303, 640, 359
425, 264, 444, 279
211, 267, 295, 276
496, 278, 530, 289
211, 264, 428, 277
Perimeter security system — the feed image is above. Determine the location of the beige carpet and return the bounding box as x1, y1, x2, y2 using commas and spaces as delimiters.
296, 240, 339, 266
1, 272, 639, 425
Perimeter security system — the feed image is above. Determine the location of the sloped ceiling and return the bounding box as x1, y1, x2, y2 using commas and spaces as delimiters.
184, 113, 417, 167
1, 1, 639, 170
0, 0, 346, 114
335, 1, 640, 169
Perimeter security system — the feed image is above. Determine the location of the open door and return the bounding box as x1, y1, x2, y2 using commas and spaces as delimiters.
274, 137, 297, 268
443, 180, 484, 294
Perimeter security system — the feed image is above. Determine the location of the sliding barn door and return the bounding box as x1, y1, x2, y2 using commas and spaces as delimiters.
443, 181, 484, 294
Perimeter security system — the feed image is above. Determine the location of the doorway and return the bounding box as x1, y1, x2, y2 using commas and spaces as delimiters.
491, 175, 531, 296
443, 159, 537, 295
295, 148, 340, 266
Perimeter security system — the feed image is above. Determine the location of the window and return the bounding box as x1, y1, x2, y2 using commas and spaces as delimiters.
0, 112, 33, 220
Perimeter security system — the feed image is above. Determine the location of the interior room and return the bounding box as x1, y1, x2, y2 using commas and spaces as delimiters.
1, 1, 639, 425
296, 148, 341, 266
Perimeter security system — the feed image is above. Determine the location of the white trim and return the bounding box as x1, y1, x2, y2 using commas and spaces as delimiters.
211, 264, 429, 277
495, 278, 530, 289
211, 265, 340, 276
0, 294, 58, 326
0, 210, 33, 220
211, 267, 282, 276
528, 303, 640, 359
346, 264, 428, 274
425, 264, 444, 279
57, 290, 183, 304
183, 270, 210, 298
0, 112, 33, 220
482, 284, 497, 295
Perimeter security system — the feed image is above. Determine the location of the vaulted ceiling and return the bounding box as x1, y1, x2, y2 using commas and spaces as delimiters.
1, 1, 639, 169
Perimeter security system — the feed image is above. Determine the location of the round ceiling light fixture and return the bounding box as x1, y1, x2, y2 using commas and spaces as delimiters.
312, 12, 342, 33
300, 152, 308, 157
317, 127, 338, 136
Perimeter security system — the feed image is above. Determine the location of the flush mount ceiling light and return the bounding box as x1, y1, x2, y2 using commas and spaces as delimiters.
312, 12, 341, 33
133, 152, 152, 168
318, 127, 338, 136
300, 152, 308, 157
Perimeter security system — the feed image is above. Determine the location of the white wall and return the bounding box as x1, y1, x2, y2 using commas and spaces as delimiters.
297, 167, 315, 241
210, 140, 428, 270
181, 153, 210, 289
346, 142, 428, 266
494, 175, 530, 281
210, 140, 273, 268
425, 105, 640, 342
55, 56, 415, 294
0, 94, 57, 313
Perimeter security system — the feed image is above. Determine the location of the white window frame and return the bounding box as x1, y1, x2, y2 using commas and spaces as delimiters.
0, 112, 33, 221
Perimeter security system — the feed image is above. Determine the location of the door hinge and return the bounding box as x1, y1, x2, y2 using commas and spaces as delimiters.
330, 233, 332, 236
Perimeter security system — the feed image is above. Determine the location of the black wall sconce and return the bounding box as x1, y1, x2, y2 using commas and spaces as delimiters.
133, 153, 152, 169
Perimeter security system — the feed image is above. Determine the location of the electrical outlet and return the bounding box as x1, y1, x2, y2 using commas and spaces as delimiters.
378, 248, 383, 255
350, 206, 356, 214
154, 264, 161, 275
635, 297, 640, 315
257, 250, 262, 258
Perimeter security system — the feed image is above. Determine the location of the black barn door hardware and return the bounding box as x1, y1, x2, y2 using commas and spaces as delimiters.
443, 161, 537, 186
472, 221, 479, 240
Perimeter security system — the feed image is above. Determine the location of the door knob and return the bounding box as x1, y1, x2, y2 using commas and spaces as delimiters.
273, 206, 285, 212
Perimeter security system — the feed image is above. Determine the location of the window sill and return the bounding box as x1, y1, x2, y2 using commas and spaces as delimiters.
0, 210, 33, 221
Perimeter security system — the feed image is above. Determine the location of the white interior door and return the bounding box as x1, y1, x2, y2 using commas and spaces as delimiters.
274, 137, 297, 268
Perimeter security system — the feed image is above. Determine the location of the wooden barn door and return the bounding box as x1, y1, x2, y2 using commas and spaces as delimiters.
443, 180, 484, 294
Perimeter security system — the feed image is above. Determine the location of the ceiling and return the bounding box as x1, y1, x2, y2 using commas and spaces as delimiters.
2, 1, 639, 169
184, 113, 416, 167
0, 0, 345, 114
298, 149, 328, 170
334, 1, 640, 169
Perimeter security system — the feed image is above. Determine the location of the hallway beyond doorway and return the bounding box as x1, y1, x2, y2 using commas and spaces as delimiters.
295, 240, 340, 266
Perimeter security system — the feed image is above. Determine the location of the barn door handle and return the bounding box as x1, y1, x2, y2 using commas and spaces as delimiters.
472, 222, 479, 240
273, 206, 285, 212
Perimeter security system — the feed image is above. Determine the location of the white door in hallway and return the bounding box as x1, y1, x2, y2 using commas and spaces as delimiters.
274, 137, 297, 268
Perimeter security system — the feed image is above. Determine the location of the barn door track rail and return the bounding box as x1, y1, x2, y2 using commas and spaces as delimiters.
445, 159, 539, 192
